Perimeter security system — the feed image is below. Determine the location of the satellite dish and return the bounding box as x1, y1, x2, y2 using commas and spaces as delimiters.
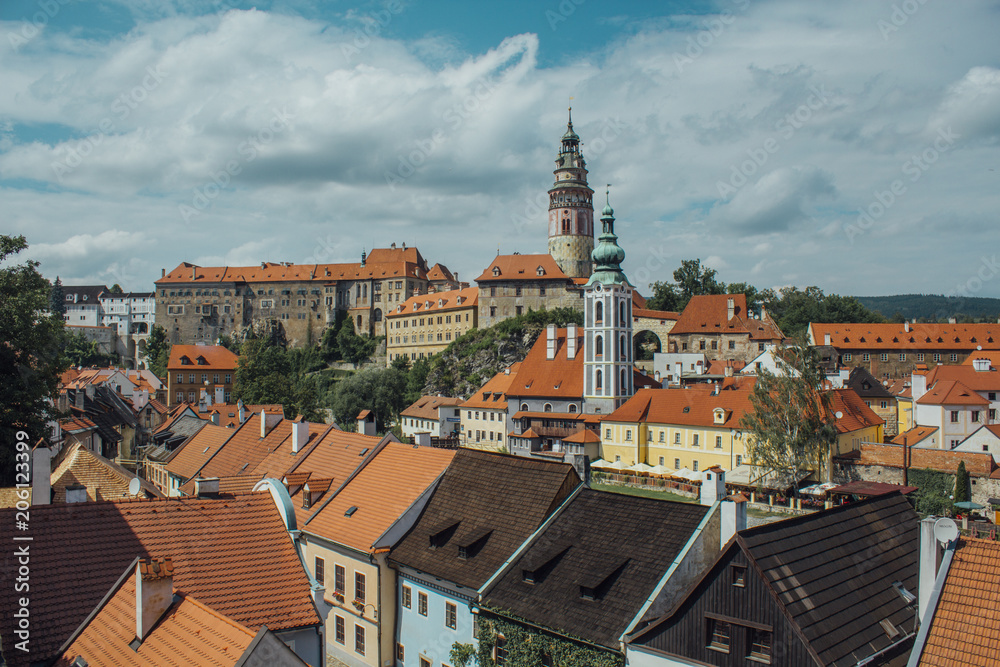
128, 477, 142, 497
933, 517, 959, 545
835, 411, 844, 419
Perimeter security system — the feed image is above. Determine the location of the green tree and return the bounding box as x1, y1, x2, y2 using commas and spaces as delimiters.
740, 345, 838, 493
63, 330, 115, 367
726, 281, 761, 312
234, 338, 295, 411
109, 283, 124, 294
954, 461, 971, 506
329, 366, 406, 433
337, 320, 378, 366
405, 357, 430, 405
646, 259, 726, 312
0, 235, 68, 485
50, 276, 65, 316
144, 324, 171, 377
646, 280, 681, 312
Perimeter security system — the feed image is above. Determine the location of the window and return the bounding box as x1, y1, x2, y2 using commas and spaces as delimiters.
315, 557, 325, 585
420, 659, 431, 667
880, 400, 888, 409
188, 373, 195, 383
918, 353, 925, 362
335, 565, 345, 593
863, 353, 870, 362
176, 373, 183, 383
605, 428, 611, 439
991, 393, 997, 401
659, 431, 665, 443
747, 628, 772, 663
728, 339, 736, 350
731, 564, 747, 587
494, 634, 507, 666
355, 572, 365, 602
693, 434, 699, 447
899, 353, 906, 361
355, 624, 365, 655
991, 409, 997, 422
715, 436, 723, 449
674, 458, 680, 469
335, 616, 345, 644
933, 353, 941, 362
951, 411, 960, 423
418, 591, 428, 616
225, 374, 231, 383
972, 411, 981, 423
625, 429, 632, 441
711, 340, 718, 350
951, 353, 959, 362
445, 602, 457, 629
707, 618, 731, 652
693, 460, 699, 472
675, 432, 681, 444
736, 454, 743, 466
699, 340, 706, 350
402, 585, 411, 608
397, 644, 405, 661
844, 353, 853, 362
880, 353, 888, 362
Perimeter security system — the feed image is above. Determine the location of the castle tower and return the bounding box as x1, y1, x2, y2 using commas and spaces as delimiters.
547, 108, 595, 279
583, 190, 633, 414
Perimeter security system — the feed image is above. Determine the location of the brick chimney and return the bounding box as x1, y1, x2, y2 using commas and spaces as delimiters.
136, 557, 174, 642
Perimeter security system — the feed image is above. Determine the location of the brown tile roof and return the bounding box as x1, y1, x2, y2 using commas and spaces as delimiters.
303, 441, 455, 552
925, 362, 1000, 392
401, 395, 465, 420
830, 388, 885, 433
460, 363, 522, 410
706, 358, 746, 375
561, 429, 601, 444
475, 254, 571, 283
919, 538, 1000, 666
167, 344, 238, 371
50, 442, 162, 502
506, 328, 583, 399
60, 416, 98, 433
606, 380, 757, 428
670, 294, 784, 340
55, 567, 258, 667
483, 489, 710, 648
389, 286, 478, 316
811, 322, 1000, 351
427, 263, 456, 282
0, 493, 320, 666
147, 398, 169, 414
165, 423, 236, 481
916, 379, 990, 406
633, 308, 680, 321
194, 415, 326, 482
390, 450, 579, 589
891, 425, 939, 447
207, 403, 284, 427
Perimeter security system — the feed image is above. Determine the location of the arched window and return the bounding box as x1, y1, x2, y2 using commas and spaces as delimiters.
620, 369, 627, 392
595, 301, 603, 324
520, 403, 529, 412
544, 403, 552, 413
595, 335, 603, 358
568, 404, 577, 413
619, 301, 626, 326
596, 370, 603, 390
357, 315, 362, 328
373, 308, 382, 322
620, 334, 627, 360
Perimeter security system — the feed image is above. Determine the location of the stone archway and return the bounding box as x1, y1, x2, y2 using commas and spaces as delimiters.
632, 310, 677, 361
633, 330, 662, 361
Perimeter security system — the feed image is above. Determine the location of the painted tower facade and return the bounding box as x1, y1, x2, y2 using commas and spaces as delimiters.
547, 109, 595, 279
583, 194, 634, 414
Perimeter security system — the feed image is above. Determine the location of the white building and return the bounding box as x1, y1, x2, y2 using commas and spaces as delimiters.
399, 395, 464, 440
99, 291, 156, 335
62, 285, 106, 327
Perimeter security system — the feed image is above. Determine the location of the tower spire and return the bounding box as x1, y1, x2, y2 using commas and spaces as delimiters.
547, 109, 594, 279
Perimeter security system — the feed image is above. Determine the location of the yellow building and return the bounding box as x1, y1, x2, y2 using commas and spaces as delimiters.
385, 287, 478, 365
600, 381, 884, 478
459, 362, 521, 450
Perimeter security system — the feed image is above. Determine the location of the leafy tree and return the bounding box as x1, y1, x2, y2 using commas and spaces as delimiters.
954, 461, 971, 506
405, 357, 430, 405
329, 366, 406, 433
217, 333, 240, 354
726, 281, 761, 312
50, 276, 65, 316
0, 235, 68, 485
234, 338, 295, 411
109, 283, 124, 294
63, 330, 115, 367
646, 281, 682, 312
646, 259, 726, 312
765, 287, 883, 339
740, 344, 838, 492
144, 324, 171, 377
337, 320, 378, 366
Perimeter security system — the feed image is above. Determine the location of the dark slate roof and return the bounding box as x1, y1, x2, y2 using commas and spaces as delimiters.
390, 449, 579, 590
848, 366, 895, 399
483, 489, 710, 648
739, 493, 919, 667
62, 285, 109, 303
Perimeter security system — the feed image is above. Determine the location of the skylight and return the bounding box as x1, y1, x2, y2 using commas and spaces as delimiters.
345, 506, 358, 517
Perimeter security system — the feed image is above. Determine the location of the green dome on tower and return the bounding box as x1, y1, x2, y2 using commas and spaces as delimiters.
585, 188, 632, 288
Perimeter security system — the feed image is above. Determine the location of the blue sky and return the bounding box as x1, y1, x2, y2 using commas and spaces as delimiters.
1, 0, 999, 299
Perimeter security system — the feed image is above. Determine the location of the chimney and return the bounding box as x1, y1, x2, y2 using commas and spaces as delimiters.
136, 557, 174, 642
904, 321, 910, 332
161, 268, 165, 278
198, 389, 208, 413
911, 367, 929, 403
237, 400, 245, 424
85, 384, 95, 399
546, 324, 557, 360
195, 477, 219, 496
699, 468, 726, 506
724, 365, 734, 378
948, 317, 957, 324
210, 412, 220, 425
414, 432, 431, 447
720, 494, 748, 549
191, 266, 197, 280
918, 517, 958, 620
65, 484, 88, 504
292, 420, 309, 453
32, 445, 53, 506
824, 332, 832, 346
260, 409, 267, 438
133, 389, 149, 412
973, 358, 991, 372
727, 298, 735, 321
566, 323, 578, 359
654, 370, 661, 382
357, 411, 376, 436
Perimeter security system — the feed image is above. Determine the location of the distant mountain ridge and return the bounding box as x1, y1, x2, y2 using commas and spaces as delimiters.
854, 294, 1000, 322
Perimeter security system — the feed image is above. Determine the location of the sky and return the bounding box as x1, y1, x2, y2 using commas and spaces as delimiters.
1, 0, 998, 299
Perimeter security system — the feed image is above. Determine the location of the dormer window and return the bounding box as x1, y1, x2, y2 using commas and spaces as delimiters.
713, 408, 726, 425
492, 267, 501, 277
536, 266, 545, 276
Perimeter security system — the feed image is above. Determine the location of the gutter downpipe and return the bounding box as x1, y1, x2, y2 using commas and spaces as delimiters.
903, 539, 958, 667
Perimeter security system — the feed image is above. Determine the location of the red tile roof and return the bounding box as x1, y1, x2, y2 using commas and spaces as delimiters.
891, 426, 939, 447
60, 416, 98, 433
165, 423, 236, 481
829, 388, 885, 433
303, 441, 455, 552
55, 567, 258, 667
606, 379, 758, 428
389, 286, 478, 316
919, 538, 1000, 667
562, 429, 601, 444
427, 263, 456, 283
925, 363, 1000, 392
0, 493, 320, 666
507, 328, 583, 399
167, 344, 238, 371
670, 294, 783, 340
461, 363, 522, 410
401, 395, 465, 420
51, 442, 162, 502
916, 379, 990, 406
205, 403, 284, 427
633, 308, 680, 321
707, 358, 747, 375
475, 254, 571, 283
811, 322, 1000, 350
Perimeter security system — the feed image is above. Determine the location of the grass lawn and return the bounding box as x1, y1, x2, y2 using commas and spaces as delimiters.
591, 483, 697, 504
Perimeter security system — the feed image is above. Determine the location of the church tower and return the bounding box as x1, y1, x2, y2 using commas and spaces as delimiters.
583, 191, 633, 414
547, 108, 595, 279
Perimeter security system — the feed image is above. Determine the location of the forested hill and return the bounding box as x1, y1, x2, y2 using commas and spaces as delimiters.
855, 294, 1000, 322
423, 308, 583, 398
